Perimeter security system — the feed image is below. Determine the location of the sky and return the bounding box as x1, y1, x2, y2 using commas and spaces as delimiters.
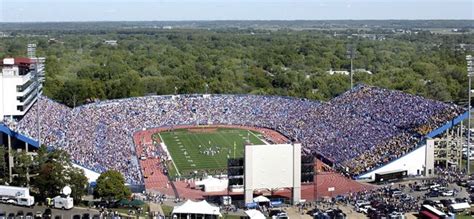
0, 0, 473, 22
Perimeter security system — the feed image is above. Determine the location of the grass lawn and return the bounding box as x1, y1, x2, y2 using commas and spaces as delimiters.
111, 203, 149, 217
161, 205, 174, 216
158, 128, 265, 176
456, 214, 473, 219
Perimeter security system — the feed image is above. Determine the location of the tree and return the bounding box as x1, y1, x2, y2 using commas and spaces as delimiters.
31, 147, 87, 203
94, 170, 131, 201
0, 146, 8, 184
3, 28, 469, 105
64, 167, 88, 203
11, 151, 33, 187
33, 145, 49, 172
33, 162, 66, 201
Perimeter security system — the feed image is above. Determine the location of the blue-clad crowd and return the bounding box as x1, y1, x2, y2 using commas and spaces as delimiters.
6, 85, 464, 184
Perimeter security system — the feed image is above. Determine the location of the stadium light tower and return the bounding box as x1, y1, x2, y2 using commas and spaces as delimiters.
28, 43, 41, 147
346, 44, 356, 90
467, 55, 474, 174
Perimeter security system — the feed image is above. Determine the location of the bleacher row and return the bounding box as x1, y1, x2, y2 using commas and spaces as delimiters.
7, 84, 464, 184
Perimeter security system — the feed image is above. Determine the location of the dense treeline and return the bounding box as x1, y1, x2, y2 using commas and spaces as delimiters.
1, 20, 473, 31
0, 29, 473, 107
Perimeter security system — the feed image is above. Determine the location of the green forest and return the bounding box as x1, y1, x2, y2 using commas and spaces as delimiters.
1, 28, 473, 107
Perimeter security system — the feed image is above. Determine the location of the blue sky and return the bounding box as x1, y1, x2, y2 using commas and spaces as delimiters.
0, 0, 473, 22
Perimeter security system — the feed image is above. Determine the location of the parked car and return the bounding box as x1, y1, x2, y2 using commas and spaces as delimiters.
274, 212, 288, 219
425, 191, 440, 197
42, 209, 52, 219
455, 198, 469, 203
423, 200, 436, 206
391, 190, 403, 197
469, 186, 474, 193
360, 206, 370, 214
401, 195, 413, 202
25, 212, 33, 219
6, 199, 17, 205
0, 197, 9, 203
457, 180, 468, 187
34, 211, 42, 219
389, 212, 404, 218
359, 205, 374, 214
334, 195, 345, 202
355, 200, 371, 208
16, 211, 24, 219
442, 190, 455, 196
429, 183, 440, 189
415, 185, 430, 191
0, 211, 6, 219
7, 213, 15, 219
440, 199, 455, 207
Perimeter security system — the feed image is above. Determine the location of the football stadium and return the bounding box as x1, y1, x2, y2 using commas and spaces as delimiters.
0, 84, 467, 201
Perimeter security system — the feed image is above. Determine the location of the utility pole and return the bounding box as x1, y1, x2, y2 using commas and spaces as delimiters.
467, 55, 474, 174
350, 57, 354, 89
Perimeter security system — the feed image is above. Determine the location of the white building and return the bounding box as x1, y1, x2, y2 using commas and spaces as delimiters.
326, 68, 373, 76
326, 69, 350, 76
0, 57, 44, 120
103, 40, 118, 46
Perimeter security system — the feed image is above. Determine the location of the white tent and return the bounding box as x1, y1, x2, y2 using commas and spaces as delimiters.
172, 200, 222, 216
449, 202, 471, 212
253, 195, 270, 203
195, 177, 228, 192
244, 210, 265, 219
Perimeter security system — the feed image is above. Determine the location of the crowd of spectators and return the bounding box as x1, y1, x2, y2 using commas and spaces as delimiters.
6, 84, 464, 184
433, 166, 466, 185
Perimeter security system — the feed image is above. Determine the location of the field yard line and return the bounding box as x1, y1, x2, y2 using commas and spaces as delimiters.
248, 130, 269, 145
159, 133, 181, 177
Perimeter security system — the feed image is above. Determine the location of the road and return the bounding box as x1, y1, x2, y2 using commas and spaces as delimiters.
0, 204, 101, 219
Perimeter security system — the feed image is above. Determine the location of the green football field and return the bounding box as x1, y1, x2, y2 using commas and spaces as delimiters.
158, 128, 265, 176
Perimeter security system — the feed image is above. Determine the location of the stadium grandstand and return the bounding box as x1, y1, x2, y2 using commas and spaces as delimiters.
0, 84, 466, 186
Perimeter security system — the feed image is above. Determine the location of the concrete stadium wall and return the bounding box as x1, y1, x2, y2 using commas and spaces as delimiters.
358, 144, 429, 180
72, 163, 101, 184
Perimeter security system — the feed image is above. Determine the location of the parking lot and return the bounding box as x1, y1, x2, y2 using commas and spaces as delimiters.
398, 180, 470, 201
0, 204, 102, 219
